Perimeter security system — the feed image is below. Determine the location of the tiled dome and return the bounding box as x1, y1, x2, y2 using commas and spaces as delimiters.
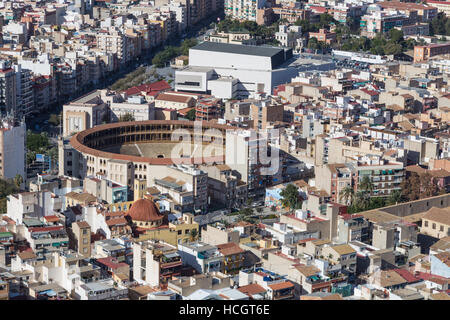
128, 198, 163, 222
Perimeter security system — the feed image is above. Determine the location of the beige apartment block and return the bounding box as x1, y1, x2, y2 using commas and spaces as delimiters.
421, 207, 450, 239
72, 221, 91, 257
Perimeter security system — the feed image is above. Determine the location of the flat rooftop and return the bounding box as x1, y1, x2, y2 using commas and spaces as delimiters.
70, 90, 101, 105
191, 42, 284, 58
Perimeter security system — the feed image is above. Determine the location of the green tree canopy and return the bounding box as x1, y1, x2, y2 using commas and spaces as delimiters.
185, 108, 196, 121
280, 184, 302, 210
118, 113, 136, 122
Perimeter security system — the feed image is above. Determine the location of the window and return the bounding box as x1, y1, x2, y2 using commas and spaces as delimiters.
185, 229, 190, 234
432, 223, 436, 230
440, 225, 444, 232
424, 221, 428, 227
177, 230, 182, 235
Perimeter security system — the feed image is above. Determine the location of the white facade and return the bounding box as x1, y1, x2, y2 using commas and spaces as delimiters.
6, 191, 62, 225
175, 43, 298, 98
224, 0, 266, 21
82, 205, 112, 239
177, 242, 223, 273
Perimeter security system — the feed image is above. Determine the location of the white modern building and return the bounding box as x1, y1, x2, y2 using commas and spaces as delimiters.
175, 42, 335, 99
175, 42, 296, 99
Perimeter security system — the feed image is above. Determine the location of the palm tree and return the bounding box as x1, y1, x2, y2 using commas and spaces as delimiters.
354, 191, 370, 211
339, 186, 355, 205
359, 176, 374, 195
387, 190, 402, 205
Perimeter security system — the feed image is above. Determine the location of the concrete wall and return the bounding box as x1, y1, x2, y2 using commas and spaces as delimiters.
375, 193, 450, 218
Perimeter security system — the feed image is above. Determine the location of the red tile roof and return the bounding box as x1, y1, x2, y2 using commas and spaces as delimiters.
237, 283, 266, 297
393, 269, 421, 283
106, 217, 128, 226
216, 242, 245, 256
96, 256, 128, 270
29, 226, 64, 233
156, 93, 194, 104
44, 215, 60, 222
268, 281, 294, 291
124, 80, 171, 96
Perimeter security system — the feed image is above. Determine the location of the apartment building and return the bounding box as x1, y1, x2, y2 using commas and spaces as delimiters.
309, 29, 337, 45
337, 214, 370, 243
177, 241, 223, 274
96, 31, 127, 64
378, 2, 438, 23
250, 100, 284, 130
84, 175, 128, 204
200, 164, 248, 210
0, 60, 17, 117
150, 164, 208, 214
315, 164, 352, 204
216, 242, 245, 275
225, 130, 273, 197
414, 42, 450, 63
71, 221, 91, 257
201, 223, 240, 246
0, 119, 25, 181
133, 240, 183, 287
275, 24, 302, 49
321, 244, 357, 274
349, 156, 405, 198
225, 0, 266, 22
62, 90, 109, 136
360, 10, 408, 38
421, 207, 450, 239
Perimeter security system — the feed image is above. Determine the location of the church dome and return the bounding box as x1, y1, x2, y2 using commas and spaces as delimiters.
128, 198, 163, 222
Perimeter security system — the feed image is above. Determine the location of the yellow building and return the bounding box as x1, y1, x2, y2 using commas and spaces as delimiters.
216, 242, 245, 275
108, 201, 134, 212
65, 191, 97, 208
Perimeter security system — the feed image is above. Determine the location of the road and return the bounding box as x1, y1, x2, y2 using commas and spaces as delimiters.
26, 12, 222, 135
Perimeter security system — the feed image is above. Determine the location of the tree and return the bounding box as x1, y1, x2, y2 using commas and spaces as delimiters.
239, 207, 254, 216
185, 108, 196, 121
307, 37, 320, 50
27, 131, 50, 153
339, 186, 354, 205
353, 191, 370, 212
189, 229, 198, 242
14, 174, 23, 189
48, 113, 61, 126
118, 113, 135, 122
387, 190, 402, 206
280, 184, 302, 211
359, 176, 374, 195
383, 42, 402, 55
388, 28, 404, 43
0, 179, 18, 213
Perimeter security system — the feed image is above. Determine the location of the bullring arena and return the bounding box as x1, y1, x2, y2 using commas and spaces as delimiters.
68, 120, 235, 182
